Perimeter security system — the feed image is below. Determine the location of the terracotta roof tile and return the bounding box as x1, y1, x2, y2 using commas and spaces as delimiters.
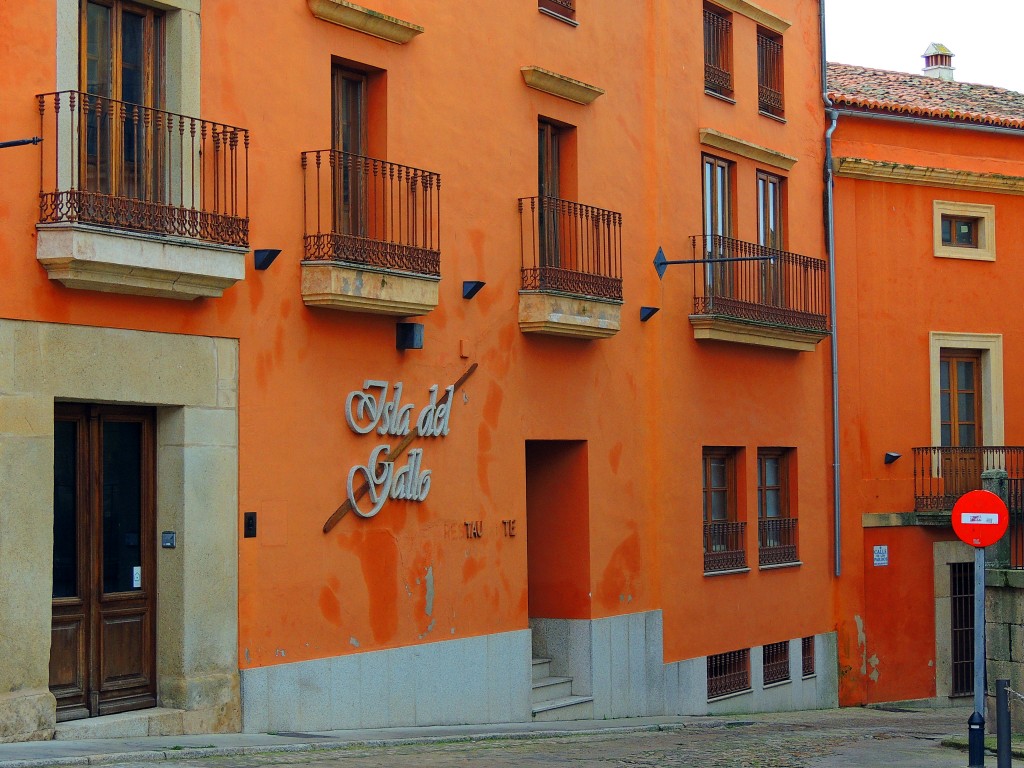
827, 62, 1024, 129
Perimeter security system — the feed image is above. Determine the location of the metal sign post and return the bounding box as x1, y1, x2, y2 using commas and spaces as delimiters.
951, 489, 1010, 768
969, 545, 985, 768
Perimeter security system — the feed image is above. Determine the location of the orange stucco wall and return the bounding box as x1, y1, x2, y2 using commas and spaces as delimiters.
2, 0, 835, 679
832, 111, 1024, 704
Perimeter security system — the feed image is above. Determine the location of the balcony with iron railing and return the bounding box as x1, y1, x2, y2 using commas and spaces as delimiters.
35, 90, 249, 299
913, 446, 1024, 513
301, 149, 441, 316
688, 235, 830, 351
517, 195, 623, 339
912, 446, 1024, 568
704, 521, 747, 573
758, 518, 798, 567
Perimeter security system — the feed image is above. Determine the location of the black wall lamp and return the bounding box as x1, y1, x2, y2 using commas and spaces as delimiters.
396, 322, 424, 351
640, 306, 660, 322
254, 249, 281, 270
462, 280, 486, 299
884, 452, 902, 465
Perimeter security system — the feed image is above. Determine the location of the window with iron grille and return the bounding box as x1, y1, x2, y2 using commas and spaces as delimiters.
703, 5, 733, 97
707, 648, 750, 699
801, 636, 815, 677
703, 447, 747, 572
758, 448, 798, 566
950, 562, 974, 697
762, 641, 790, 685
757, 28, 783, 116
538, 0, 575, 23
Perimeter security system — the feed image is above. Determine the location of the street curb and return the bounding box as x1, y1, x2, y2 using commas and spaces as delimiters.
941, 736, 1024, 759
0, 723, 694, 768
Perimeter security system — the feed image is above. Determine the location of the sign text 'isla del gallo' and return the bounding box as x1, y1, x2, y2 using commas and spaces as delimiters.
344, 381, 455, 518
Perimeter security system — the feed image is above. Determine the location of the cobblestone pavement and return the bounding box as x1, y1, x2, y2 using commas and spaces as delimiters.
75, 708, 1015, 768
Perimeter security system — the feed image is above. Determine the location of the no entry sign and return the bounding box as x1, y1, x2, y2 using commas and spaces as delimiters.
952, 489, 1009, 548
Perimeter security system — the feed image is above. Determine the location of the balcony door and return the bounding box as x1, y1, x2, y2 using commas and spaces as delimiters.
757, 171, 783, 306
331, 66, 367, 239
940, 350, 983, 497
50, 404, 157, 721
538, 120, 563, 269
703, 155, 733, 297
81, 0, 164, 200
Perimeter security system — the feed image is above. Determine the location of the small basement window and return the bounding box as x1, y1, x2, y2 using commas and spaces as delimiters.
707, 648, 750, 699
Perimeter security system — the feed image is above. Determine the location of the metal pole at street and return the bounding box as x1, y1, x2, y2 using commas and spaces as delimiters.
996, 678, 1011, 768
968, 545, 985, 768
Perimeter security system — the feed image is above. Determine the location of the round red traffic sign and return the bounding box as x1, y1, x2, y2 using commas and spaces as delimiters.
951, 489, 1009, 548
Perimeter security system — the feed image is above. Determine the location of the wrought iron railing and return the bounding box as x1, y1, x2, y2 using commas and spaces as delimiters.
914, 446, 1024, 568
37, 91, 248, 247
690, 235, 829, 332
538, 0, 575, 20
758, 518, 798, 566
757, 32, 784, 116
518, 196, 622, 300
704, 521, 746, 572
912, 446, 1024, 514
703, 9, 733, 94
1012, 504, 1024, 570
302, 149, 441, 277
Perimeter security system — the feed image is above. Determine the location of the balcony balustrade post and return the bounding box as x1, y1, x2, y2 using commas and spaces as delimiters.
982, 469, 1011, 568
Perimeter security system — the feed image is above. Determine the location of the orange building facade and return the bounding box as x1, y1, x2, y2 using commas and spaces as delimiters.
0, 0, 839, 741
828, 60, 1024, 706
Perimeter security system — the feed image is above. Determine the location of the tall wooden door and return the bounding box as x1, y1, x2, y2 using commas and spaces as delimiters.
331, 65, 367, 238
537, 120, 564, 269
940, 350, 983, 498
50, 404, 157, 721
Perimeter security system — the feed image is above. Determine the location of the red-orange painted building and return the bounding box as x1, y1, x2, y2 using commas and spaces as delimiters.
0, 0, 838, 741
828, 53, 1024, 706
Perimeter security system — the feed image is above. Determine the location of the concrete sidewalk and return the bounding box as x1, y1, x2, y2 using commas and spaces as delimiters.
0, 715, 702, 767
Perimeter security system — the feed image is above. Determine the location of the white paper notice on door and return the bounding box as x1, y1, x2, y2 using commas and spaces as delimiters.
133, 566, 142, 589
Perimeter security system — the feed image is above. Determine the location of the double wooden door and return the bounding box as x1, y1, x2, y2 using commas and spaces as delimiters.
50, 404, 157, 721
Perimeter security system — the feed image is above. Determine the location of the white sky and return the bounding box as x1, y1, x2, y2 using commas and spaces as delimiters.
825, 0, 1024, 93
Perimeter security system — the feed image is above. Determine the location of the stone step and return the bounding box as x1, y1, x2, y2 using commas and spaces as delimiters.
531, 657, 552, 682
531, 675, 573, 703
54, 707, 186, 740
531, 694, 595, 722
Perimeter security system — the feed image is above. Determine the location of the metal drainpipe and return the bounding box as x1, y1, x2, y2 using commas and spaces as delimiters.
820, 0, 842, 577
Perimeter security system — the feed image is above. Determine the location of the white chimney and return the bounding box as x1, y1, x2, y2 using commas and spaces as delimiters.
922, 43, 955, 81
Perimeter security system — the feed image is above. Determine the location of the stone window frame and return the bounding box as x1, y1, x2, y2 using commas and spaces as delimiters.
928, 332, 1004, 449
933, 201, 996, 262
933, 539, 975, 699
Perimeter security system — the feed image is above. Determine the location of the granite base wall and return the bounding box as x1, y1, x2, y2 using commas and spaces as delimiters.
240, 630, 532, 732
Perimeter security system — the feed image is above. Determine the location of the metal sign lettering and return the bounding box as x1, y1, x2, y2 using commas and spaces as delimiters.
322, 364, 477, 533
343, 381, 454, 519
